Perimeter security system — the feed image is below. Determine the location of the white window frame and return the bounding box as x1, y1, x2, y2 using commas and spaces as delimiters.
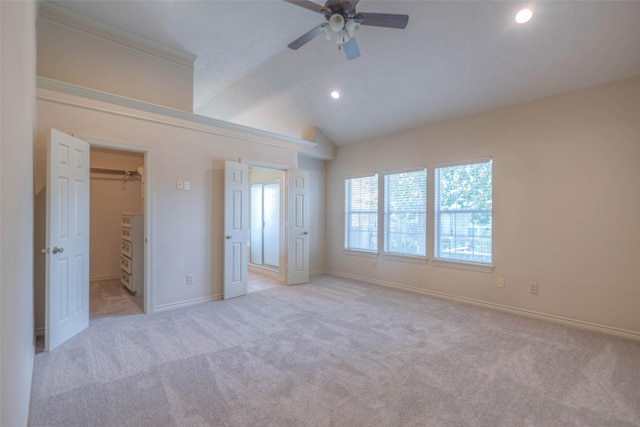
434, 157, 493, 269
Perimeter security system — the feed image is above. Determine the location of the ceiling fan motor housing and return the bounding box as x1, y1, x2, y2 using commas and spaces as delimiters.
328, 14, 345, 32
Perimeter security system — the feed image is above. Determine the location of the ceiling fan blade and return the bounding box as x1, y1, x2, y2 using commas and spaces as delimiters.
342, 37, 360, 60
358, 12, 409, 29
288, 24, 325, 50
283, 0, 329, 14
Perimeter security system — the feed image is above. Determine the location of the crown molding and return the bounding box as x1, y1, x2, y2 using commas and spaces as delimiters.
38, 2, 197, 70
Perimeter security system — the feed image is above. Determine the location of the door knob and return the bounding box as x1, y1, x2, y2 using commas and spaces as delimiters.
303, 231, 309, 235
225, 235, 232, 240
52, 247, 64, 254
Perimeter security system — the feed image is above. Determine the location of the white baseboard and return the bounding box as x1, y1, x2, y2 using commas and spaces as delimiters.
153, 294, 222, 313
327, 271, 640, 342
310, 269, 328, 277
90, 274, 120, 282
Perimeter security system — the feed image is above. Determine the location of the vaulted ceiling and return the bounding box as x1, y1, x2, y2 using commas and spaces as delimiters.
42, 1, 640, 145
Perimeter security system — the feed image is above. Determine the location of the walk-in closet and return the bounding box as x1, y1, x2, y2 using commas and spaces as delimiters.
90, 147, 145, 316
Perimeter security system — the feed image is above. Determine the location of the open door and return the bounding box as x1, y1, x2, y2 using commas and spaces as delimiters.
286, 170, 310, 285
223, 160, 248, 299
45, 129, 90, 351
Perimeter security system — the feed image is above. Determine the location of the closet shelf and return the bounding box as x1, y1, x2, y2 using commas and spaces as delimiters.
90, 167, 141, 177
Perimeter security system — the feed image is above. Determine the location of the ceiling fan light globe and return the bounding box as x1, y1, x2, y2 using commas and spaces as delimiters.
329, 14, 345, 32
345, 20, 360, 37
322, 24, 332, 40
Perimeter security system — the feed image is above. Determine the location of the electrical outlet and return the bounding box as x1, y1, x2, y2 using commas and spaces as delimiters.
529, 282, 538, 294
186, 274, 193, 285
176, 180, 184, 190
497, 277, 505, 288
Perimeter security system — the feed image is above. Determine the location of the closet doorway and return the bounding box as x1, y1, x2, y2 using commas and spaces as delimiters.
89, 146, 146, 317
248, 166, 285, 293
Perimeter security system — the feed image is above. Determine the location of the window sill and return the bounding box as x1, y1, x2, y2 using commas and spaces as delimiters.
431, 258, 494, 273
343, 249, 379, 258
382, 254, 428, 264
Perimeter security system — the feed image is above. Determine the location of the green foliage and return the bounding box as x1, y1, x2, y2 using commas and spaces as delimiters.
437, 161, 492, 226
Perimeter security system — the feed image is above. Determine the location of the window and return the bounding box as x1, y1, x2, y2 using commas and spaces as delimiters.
435, 159, 492, 264
384, 169, 427, 257
345, 174, 378, 252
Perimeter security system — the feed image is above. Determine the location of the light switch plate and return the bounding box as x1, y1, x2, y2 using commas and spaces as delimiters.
184, 181, 191, 190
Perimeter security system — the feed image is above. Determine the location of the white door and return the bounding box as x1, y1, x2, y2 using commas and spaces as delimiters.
223, 160, 248, 299
286, 170, 310, 285
46, 129, 90, 351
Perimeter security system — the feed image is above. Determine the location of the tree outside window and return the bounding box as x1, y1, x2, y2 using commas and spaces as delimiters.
384, 169, 427, 257
435, 160, 492, 264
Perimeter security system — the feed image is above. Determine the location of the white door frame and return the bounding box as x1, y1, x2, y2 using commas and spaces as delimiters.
240, 159, 310, 286
83, 137, 154, 314
242, 160, 291, 284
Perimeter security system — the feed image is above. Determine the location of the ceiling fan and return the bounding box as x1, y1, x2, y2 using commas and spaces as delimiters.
284, 0, 409, 60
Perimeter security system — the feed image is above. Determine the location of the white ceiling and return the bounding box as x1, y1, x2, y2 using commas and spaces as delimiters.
43, 1, 640, 145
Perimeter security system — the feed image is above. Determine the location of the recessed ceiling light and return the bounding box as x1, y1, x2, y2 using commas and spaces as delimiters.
515, 8, 533, 24
330, 90, 340, 99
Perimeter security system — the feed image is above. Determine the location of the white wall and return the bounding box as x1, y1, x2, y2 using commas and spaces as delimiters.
34, 87, 327, 327
1, 1, 36, 425
326, 75, 640, 335
37, 11, 194, 112
90, 148, 144, 279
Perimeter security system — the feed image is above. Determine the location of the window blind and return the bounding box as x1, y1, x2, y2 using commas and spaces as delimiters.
384, 169, 427, 256
344, 175, 378, 252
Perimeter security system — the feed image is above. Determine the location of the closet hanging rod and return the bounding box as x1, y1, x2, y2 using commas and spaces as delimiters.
90, 167, 140, 176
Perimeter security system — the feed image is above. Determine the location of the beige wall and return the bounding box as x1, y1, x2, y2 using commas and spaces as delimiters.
1, 1, 36, 426
34, 87, 327, 327
326, 75, 640, 335
37, 15, 194, 112
90, 148, 144, 279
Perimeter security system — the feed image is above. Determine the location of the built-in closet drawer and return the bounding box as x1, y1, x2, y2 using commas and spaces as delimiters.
120, 271, 131, 290
121, 215, 132, 227
120, 213, 143, 296
121, 227, 132, 241
120, 255, 132, 274
121, 240, 132, 258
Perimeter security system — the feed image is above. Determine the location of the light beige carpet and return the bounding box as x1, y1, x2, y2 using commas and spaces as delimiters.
90, 278, 143, 317
29, 275, 640, 426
